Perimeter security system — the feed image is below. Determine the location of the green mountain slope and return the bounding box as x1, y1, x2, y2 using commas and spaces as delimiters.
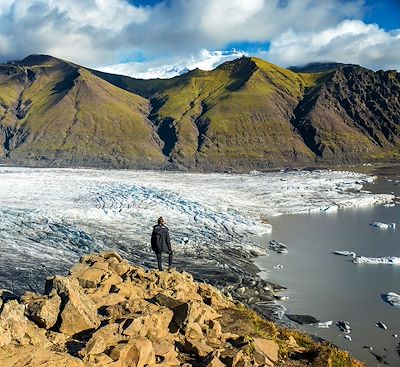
1, 54, 399, 170
0, 55, 164, 168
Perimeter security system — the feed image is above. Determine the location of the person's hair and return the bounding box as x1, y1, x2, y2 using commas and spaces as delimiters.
158, 217, 164, 225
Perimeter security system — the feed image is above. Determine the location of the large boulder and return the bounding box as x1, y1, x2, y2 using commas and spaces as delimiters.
45, 276, 100, 336
77, 268, 107, 289
80, 323, 125, 358
184, 338, 214, 358
252, 338, 279, 365
152, 294, 221, 332
0, 346, 85, 367
0, 300, 28, 347
22, 290, 61, 329
197, 284, 233, 310
203, 352, 227, 367
150, 336, 180, 366
112, 282, 147, 300
110, 338, 155, 367
121, 306, 173, 338
231, 351, 251, 367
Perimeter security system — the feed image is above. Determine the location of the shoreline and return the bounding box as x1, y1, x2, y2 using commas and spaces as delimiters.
0, 159, 398, 175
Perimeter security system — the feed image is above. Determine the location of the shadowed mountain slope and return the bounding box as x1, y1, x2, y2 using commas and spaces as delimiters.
1, 55, 399, 171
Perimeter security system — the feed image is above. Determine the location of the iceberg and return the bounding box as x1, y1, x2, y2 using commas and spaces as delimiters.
370, 222, 396, 229
315, 321, 333, 328
269, 240, 288, 253
274, 295, 289, 301
382, 292, 400, 308
333, 250, 356, 257
337, 321, 351, 333
375, 322, 388, 330
353, 256, 400, 265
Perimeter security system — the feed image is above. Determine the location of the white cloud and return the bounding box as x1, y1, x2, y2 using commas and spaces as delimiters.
0, 0, 364, 65
99, 49, 246, 79
262, 19, 400, 70
0, 0, 398, 74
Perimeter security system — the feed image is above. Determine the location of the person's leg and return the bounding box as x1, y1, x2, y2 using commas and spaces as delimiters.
156, 253, 163, 271
168, 252, 173, 268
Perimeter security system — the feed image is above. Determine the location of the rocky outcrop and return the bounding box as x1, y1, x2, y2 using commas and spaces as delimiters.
0, 252, 362, 367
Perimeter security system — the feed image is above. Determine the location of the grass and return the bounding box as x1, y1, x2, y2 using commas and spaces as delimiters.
1, 59, 165, 163
219, 303, 364, 367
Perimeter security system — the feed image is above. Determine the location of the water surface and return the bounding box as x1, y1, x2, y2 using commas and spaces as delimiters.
255, 168, 400, 366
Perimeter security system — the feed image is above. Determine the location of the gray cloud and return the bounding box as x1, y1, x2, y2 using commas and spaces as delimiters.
0, 0, 399, 75
262, 20, 400, 71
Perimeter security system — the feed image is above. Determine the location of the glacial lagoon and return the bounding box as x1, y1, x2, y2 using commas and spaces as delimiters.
256, 168, 400, 366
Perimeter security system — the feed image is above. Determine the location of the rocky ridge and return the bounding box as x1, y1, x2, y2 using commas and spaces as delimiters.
0, 252, 363, 367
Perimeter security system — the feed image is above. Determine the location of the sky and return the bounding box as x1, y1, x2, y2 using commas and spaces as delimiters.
0, 0, 399, 79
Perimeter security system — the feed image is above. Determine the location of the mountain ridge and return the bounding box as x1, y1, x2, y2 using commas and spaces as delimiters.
0, 54, 399, 171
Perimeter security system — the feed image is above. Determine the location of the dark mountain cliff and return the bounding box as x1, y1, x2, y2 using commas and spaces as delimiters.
0, 55, 399, 171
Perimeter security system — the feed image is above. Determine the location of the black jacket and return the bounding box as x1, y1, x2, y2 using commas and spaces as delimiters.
151, 225, 171, 253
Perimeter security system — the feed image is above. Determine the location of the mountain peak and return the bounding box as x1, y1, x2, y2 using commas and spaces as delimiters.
15, 54, 66, 67
288, 61, 359, 74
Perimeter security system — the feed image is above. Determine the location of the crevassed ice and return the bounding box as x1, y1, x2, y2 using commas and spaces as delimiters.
0, 167, 393, 244
0, 167, 393, 290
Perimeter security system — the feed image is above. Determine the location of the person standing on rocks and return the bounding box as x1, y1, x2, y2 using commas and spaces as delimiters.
151, 216, 173, 271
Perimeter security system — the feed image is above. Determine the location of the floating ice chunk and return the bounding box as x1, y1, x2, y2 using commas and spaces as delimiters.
337, 321, 351, 333
353, 256, 400, 265
316, 321, 333, 328
269, 240, 288, 253
382, 292, 400, 308
384, 203, 395, 208
369, 222, 396, 229
333, 250, 356, 257
375, 322, 387, 330
275, 295, 289, 301
344, 335, 352, 341
320, 205, 338, 213
274, 264, 284, 269
393, 334, 398, 338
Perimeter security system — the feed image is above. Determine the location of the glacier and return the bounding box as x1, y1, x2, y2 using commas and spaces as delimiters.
0, 167, 393, 297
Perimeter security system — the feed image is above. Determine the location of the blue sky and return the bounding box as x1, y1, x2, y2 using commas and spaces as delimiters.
364, 0, 400, 30
0, 0, 399, 78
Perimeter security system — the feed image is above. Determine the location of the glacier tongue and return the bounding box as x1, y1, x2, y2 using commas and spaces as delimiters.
0, 167, 393, 294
